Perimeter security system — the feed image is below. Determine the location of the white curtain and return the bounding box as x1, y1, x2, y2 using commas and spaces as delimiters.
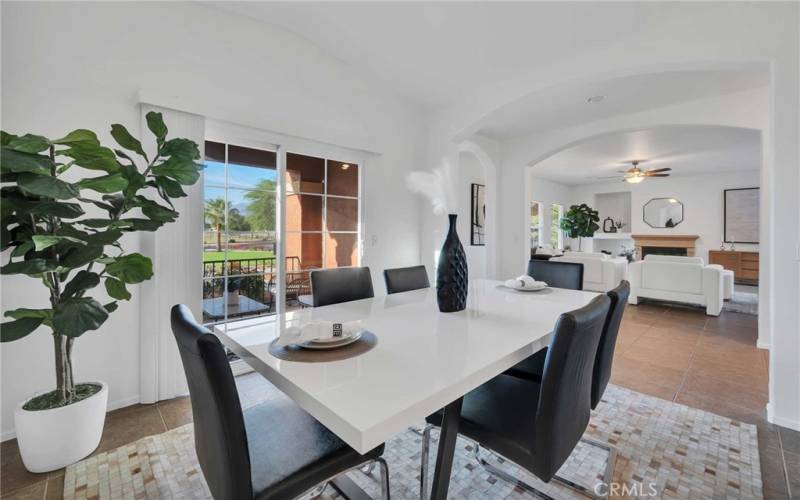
138, 104, 205, 403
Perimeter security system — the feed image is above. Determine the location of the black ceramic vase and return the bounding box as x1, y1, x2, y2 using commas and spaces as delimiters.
436, 214, 468, 312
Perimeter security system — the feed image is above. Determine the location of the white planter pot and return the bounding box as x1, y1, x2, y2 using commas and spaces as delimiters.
14, 381, 108, 473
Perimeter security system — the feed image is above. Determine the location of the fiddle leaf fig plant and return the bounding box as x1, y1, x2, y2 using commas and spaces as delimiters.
559, 203, 600, 251
0, 113, 201, 409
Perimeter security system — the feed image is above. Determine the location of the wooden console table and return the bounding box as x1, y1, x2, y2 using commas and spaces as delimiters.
708, 250, 759, 284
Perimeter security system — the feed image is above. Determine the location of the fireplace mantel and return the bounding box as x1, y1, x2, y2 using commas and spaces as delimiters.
631, 234, 700, 258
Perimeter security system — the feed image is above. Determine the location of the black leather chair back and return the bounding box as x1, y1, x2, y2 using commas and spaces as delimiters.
383, 265, 430, 294
526, 260, 584, 290
591, 280, 630, 409
310, 266, 374, 307
171, 305, 252, 500
532, 294, 610, 481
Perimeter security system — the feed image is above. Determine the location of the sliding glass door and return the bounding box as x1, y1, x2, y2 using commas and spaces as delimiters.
202, 141, 362, 326
283, 152, 361, 311
202, 141, 278, 326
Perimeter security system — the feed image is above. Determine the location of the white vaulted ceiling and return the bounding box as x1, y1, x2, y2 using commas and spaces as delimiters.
473, 70, 768, 140
204, 2, 690, 107
205, 3, 769, 142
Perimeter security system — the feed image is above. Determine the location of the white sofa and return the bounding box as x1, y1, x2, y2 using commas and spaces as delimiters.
550, 251, 628, 292
628, 255, 724, 316
532, 245, 564, 258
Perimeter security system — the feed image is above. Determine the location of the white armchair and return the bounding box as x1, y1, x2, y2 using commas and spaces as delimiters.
628, 255, 724, 316
550, 252, 628, 292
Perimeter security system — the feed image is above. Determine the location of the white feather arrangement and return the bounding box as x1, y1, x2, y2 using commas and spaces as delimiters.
405, 161, 457, 215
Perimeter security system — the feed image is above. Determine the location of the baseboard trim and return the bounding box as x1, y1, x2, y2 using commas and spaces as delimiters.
756, 339, 770, 350
766, 403, 800, 431
107, 395, 142, 412
1, 394, 142, 442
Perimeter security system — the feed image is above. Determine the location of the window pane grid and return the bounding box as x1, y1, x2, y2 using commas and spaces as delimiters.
203, 141, 278, 326
205, 143, 361, 323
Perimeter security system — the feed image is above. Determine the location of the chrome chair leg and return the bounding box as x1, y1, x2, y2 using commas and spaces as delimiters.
552, 436, 616, 500
377, 456, 391, 500
306, 482, 327, 498
474, 438, 616, 500
409, 424, 426, 436
473, 445, 555, 500
419, 424, 433, 500
361, 462, 376, 475
303, 457, 390, 500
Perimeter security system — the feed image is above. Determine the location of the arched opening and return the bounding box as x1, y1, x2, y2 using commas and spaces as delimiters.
522, 122, 772, 419
444, 62, 791, 430
525, 123, 764, 302
436, 52, 798, 431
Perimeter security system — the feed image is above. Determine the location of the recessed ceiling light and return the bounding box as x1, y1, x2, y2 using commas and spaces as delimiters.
587, 95, 606, 103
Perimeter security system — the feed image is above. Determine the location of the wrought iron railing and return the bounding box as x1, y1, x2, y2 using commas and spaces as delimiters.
202, 256, 309, 312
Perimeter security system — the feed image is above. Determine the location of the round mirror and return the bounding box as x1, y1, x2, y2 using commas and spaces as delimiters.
643, 198, 684, 228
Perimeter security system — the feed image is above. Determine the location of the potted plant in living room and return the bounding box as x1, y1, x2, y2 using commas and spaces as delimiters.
559, 203, 600, 251
0, 113, 201, 472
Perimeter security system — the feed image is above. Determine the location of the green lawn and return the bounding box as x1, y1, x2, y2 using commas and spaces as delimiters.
203, 250, 276, 262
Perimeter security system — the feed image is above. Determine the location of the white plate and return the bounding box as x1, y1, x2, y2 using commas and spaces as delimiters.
503, 283, 548, 292
309, 332, 358, 344
300, 332, 363, 349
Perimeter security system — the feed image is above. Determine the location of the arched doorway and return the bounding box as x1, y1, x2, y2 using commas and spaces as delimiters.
457, 140, 498, 279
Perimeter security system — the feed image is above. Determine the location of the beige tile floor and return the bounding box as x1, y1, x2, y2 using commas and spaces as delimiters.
2, 302, 798, 499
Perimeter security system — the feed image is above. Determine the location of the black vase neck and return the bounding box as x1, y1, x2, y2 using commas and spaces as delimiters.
447, 213, 457, 232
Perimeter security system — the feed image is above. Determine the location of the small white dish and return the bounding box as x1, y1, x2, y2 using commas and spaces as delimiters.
309, 333, 356, 344
504, 282, 548, 292
300, 332, 363, 349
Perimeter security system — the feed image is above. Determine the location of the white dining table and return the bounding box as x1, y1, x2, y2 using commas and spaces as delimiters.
214, 279, 598, 499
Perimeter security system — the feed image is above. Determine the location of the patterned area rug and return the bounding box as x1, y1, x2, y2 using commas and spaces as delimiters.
64, 375, 762, 499
724, 291, 759, 316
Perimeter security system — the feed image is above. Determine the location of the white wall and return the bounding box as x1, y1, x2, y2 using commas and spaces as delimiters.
568, 171, 761, 262
0, 2, 425, 439
457, 153, 487, 278
528, 171, 761, 261
595, 192, 632, 232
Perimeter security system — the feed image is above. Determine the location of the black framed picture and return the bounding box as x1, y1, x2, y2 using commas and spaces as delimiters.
471, 183, 485, 246
724, 187, 759, 243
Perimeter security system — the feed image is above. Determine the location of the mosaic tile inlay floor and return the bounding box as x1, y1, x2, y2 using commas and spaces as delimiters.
63, 376, 762, 499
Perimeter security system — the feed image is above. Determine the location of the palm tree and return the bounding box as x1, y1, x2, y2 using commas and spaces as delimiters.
245, 180, 277, 232
204, 198, 226, 252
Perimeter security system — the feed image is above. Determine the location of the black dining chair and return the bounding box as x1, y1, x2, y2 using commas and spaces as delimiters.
501, 259, 586, 384
170, 305, 390, 500
506, 281, 630, 405
527, 259, 584, 290
310, 266, 375, 307
383, 265, 431, 294
500, 281, 630, 496
420, 294, 611, 499
588, 280, 630, 409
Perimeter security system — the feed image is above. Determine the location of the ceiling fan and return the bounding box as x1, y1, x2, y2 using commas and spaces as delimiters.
598, 160, 671, 184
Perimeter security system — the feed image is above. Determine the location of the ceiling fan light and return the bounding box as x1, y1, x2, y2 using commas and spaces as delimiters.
625, 176, 645, 184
